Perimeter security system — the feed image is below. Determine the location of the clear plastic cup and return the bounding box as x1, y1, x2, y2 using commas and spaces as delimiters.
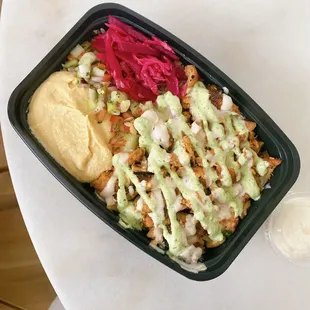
265, 192, 310, 266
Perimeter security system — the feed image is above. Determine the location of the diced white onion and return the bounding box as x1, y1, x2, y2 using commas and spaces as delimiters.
191, 121, 201, 134
92, 66, 105, 77
264, 183, 272, 189
184, 214, 197, 237
70, 44, 84, 58
223, 86, 229, 94
91, 76, 103, 83
140, 180, 147, 188
120, 100, 131, 113
78, 64, 90, 79
79, 52, 96, 66
128, 186, 135, 195
136, 197, 144, 211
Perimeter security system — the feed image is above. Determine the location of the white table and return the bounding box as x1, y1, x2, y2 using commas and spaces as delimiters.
1, 0, 309, 309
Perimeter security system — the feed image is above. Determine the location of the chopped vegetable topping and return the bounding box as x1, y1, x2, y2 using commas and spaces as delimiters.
70, 44, 85, 59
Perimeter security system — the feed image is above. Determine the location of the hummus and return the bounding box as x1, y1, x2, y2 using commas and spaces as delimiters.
28, 71, 113, 182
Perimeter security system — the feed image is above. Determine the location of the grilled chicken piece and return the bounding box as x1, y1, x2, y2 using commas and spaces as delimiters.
126, 186, 138, 201
132, 163, 148, 173
255, 152, 282, 188
177, 212, 187, 225
136, 173, 153, 192
180, 198, 191, 211
245, 120, 257, 131
167, 130, 174, 151
260, 152, 282, 168
143, 215, 154, 228
107, 204, 118, 212
183, 111, 192, 123
195, 157, 203, 167
91, 170, 114, 192
185, 65, 199, 88
248, 132, 264, 153
170, 153, 182, 171
207, 85, 222, 109
128, 148, 145, 165
194, 223, 207, 249
219, 209, 239, 233
250, 138, 264, 154
206, 84, 240, 114
241, 199, 251, 218
181, 96, 191, 110
204, 236, 225, 248
182, 135, 195, 163
228, 168, 237, 184
232, 104, 240, 114
192, 166, 204, 178
192, 166, 208, 188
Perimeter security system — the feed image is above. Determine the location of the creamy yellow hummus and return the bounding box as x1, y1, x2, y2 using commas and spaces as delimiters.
28, 71, 112, 182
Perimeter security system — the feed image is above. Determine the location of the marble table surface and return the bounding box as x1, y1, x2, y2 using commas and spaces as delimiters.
0, 0, 309, 309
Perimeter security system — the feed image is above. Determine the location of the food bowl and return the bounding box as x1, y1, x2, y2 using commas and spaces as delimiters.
7, 3, 300, 280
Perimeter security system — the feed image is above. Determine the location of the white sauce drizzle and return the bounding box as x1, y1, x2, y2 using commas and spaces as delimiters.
184, 214, 197, 237
100, 174, 117, 206
221, 94, 233, 111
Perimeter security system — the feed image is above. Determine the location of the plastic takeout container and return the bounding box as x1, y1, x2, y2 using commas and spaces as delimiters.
7, 3, 300, 281
265, 192, 310, 266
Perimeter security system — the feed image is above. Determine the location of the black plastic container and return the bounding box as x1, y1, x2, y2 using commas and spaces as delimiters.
7, 3, 300, 281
